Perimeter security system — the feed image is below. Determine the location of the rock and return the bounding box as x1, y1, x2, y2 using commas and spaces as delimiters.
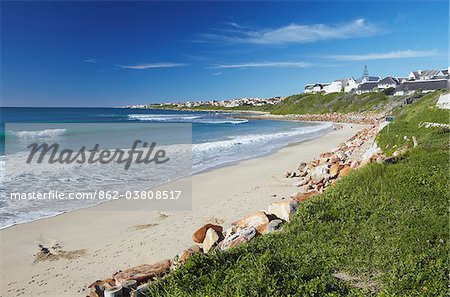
88, 278, 116, 297
220, 227, 257, 251
192, 224, 223, 243
284, 171, 291, 178
290, 171, 299, 178
104, 286, 123, 297
310, 164, 330, 181
350, 160, 359, 169
296, 178, 308, 187
329, 163, 340, 177
179, 245, 201, 264
338, 165, 352, 177
383, 156, 396, 164
267, 199, 298, 222
297, 162, 307, 171
130, 284, 150, 297
114, 259, 172, 286
203, 228, 222, 252
330, 156, 340, 164
360, 158, 371, 167
376, 156, 384, 164
264, 219, 284, 234
290, 190, 319, 202
393, 146, 408, 157
232, 211, 269, 234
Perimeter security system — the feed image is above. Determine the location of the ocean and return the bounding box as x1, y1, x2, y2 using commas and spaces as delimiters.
0, 107, 333, 228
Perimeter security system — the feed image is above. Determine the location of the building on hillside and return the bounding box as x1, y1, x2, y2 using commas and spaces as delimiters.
356, 82, 379, 94
377, 77, 400, 90
323, 80, 344, 93
408, 69, 448, 81
344, 78, 359, 93
394, 79, 449, 96
304, 83, 329, 94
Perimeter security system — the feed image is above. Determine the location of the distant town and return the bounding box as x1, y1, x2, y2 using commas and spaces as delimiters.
126, 66, 449, 109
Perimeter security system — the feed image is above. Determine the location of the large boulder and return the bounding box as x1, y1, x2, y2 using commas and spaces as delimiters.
264, 219, 284, 234
338, 165, 352, 178
267, 199, 298, 222
220, 227, 257, 251
329, 163, 341, 178
114, 259, 172, 286
290, 190, 319, 202
192, 224, 223, 243
232, 211, 270, 234
310, 164, 330, 181
203, 228, 222, 252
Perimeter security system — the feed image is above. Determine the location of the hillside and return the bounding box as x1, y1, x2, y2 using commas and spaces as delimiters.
159, 92, 417, 116
145, 91, 449, 296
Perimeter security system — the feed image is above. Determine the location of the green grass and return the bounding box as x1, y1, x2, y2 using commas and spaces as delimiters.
146, 92, 449, 296
270, 92, 392, 115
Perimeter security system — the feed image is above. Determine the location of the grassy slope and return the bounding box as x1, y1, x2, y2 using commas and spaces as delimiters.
146, 92, 449, 296
165, 92, 404, 115
270, 92, 392, 115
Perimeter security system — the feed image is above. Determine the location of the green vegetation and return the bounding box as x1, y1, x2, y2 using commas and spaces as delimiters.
157, 92, 410, 115
146, 91, 449, 296
270, 92, 393, 115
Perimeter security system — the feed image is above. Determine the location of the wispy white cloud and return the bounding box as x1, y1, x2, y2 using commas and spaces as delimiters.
212, 72, 222, 76
198, 19, 381, 45
211, 61, 312, 69
116, 62, 186, 69
84, 58, 97, 63
325, 50, 439, 61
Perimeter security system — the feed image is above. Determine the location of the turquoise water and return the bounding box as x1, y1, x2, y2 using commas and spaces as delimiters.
0, 107, 332, 227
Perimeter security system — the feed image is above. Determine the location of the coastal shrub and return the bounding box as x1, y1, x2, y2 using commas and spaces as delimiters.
146, 93, 449, 296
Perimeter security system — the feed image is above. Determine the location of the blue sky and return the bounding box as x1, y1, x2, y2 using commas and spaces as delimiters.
1, 1, 448, 107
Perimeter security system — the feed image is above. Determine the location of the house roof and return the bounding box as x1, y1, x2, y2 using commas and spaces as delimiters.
410, 70, 441, 78
363, 76, 381, 82
378, 77, 399, 85
357, 82, 378, 91
395, 79, 449, 92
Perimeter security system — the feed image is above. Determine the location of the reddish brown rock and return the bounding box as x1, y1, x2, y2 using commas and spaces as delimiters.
338, 165, 352, 177
114, 259, 172, 286
232, 211, 270, 234
329, 163, 341, 177
179, 245, 201, 264
290, 190, 319, 202
88, 278, 116, 297
192, 224, 223, 243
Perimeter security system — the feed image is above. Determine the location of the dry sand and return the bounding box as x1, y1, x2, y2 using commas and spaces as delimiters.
0, 123, 367, 297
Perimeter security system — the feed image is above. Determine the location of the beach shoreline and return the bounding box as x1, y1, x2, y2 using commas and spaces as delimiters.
0, 122, 368, 297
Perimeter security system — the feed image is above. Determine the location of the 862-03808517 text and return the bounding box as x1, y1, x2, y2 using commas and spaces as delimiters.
9, 190, 183, 200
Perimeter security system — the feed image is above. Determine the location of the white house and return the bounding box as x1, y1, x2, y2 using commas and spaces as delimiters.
408, 70, 445, 81
377, 77, 399, 90
323, 80, 343, 94
356, 82, 378, 94
304, 83, 329, 94
344, 78, 359, 93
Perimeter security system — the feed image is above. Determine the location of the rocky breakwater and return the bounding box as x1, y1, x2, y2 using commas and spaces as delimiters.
87, 122, 415, 297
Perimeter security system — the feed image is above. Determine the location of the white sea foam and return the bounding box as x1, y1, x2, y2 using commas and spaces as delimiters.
11, 128, 67, 139
128, 114, 248, 124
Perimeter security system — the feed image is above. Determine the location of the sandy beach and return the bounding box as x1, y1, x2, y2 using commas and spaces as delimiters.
0, 123, 367, 297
